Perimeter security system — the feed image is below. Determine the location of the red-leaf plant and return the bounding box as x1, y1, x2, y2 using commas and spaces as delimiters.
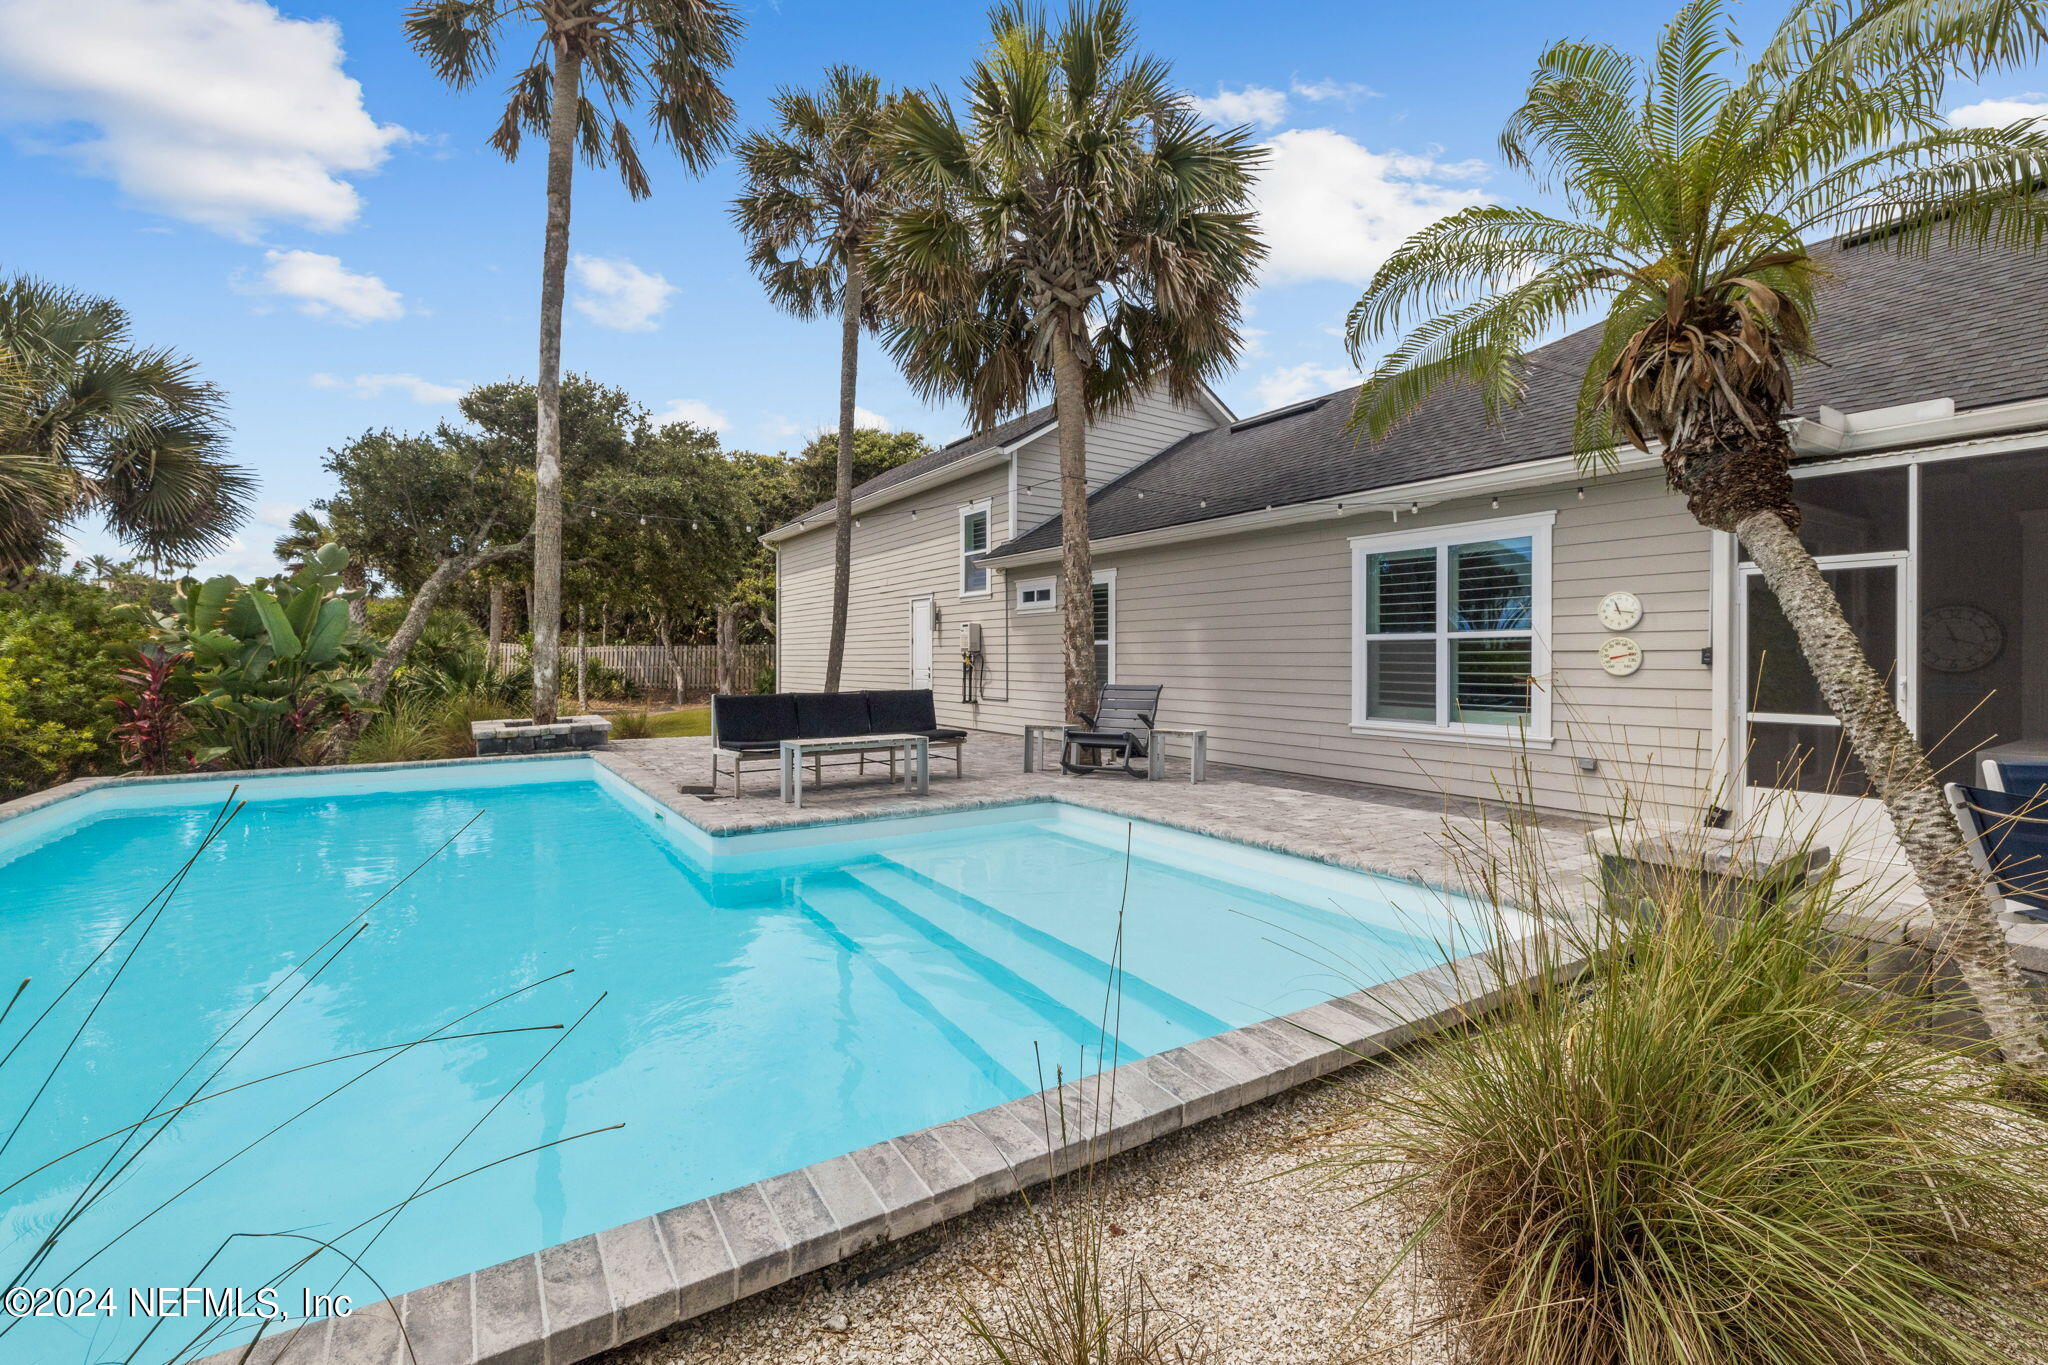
113, 648, 194, 774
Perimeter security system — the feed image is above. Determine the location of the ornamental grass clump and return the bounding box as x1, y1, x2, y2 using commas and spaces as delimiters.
1335, 845, 2048, 1365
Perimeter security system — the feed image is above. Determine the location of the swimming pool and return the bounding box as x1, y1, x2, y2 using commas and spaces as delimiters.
0, 758, 1498, 1361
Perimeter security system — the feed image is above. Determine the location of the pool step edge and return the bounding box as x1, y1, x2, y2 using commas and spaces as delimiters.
184, 941, 1582, 1365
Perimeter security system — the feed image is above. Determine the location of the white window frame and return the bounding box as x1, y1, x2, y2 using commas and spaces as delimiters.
1349, 511, 1554, 744
1015, 575, 1056, 613
1093, 568, 1117, 685
959, 499, 993, 597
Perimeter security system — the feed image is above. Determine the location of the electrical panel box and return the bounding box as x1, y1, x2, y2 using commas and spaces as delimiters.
958, 622, 982, 654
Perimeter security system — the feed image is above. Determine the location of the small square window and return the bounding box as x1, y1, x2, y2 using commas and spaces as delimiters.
1016, 577, 1055, 612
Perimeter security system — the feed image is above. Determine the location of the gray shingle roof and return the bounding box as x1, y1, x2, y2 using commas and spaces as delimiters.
987, 232, 2048, 560
775, 403, 1056, 532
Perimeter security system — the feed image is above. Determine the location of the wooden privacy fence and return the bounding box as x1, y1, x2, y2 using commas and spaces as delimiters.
491, 642, 772, 701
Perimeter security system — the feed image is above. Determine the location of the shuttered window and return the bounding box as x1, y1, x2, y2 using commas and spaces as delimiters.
1351, 513, 1552, 737
960, 502, 991, 594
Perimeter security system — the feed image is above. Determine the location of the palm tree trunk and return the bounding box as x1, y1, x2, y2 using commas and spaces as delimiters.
1736, 507, 2048, 1069
716, 600, 739, 694
530, 44, 581, 726
1049, 324, 1096, 722
824, 258, 862, 693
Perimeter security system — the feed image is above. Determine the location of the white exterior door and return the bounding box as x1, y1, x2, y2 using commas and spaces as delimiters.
908, 595, 935, 691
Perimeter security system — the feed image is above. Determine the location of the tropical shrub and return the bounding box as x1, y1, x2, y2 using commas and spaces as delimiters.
1330, 851, 2048, 1365
136, 545, 373, 769
0, 573, 132, 796
111, 648, 217, 773
346, 700, 444, 766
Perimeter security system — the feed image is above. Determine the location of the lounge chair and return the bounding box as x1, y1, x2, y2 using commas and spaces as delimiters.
1980, 757, 2048, 804
1060, 683, 1163, 778
1945, 782, 2048, 922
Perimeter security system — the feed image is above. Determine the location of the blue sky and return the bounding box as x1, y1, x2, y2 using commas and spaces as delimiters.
5, 0, 2043, 576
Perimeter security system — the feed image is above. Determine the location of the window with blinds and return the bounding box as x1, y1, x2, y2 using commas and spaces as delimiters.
1092, 577, 1114, 684
1351, 514, 1552, 736
960, 503, 991, 594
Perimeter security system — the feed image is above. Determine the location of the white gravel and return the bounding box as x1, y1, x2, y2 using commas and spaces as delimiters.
601, 1058, 1450, 1365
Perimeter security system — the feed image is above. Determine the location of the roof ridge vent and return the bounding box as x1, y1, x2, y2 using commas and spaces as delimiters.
1230, 396, 1330, 433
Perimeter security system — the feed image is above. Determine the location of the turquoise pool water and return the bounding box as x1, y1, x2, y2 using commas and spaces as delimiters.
0, 761, 1485, 1361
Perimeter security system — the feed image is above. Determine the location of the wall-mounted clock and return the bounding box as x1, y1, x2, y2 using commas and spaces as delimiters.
1600, 636, 1645, 677
1920, 604, 2004, 674
1598, 590, 1643, 631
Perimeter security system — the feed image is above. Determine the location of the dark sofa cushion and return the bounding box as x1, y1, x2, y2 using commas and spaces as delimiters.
922, 727, 968, 741
713, 693, 797, 748
864, 688, 939, 734
794, 691, 873, 739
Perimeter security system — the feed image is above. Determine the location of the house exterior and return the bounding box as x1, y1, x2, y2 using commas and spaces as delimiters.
766, 232, 2048, 832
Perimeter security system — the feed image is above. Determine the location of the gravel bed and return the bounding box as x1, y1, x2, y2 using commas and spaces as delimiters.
600, 1058, 1448, 1365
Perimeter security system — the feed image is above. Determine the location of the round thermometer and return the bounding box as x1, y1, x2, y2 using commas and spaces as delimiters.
1600, 636, 1644, 676
1597, 590, 1643, 630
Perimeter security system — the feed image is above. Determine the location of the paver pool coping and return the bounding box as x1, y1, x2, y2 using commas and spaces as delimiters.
5, 755, 1576, 1365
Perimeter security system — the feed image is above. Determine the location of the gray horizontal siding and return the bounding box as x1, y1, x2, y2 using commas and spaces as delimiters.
775, 449, 1718, 819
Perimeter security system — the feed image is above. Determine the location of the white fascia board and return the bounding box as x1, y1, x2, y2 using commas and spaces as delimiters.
1789, 393, 2048, 456
758, 430, 1051, 546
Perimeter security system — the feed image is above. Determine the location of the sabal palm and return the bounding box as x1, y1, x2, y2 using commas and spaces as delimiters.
874, 0, 1263, 719
0, 276, 248, 574
404, 0, 740, 722
1347, 0, 2048, 1069
733, 66, 900, 693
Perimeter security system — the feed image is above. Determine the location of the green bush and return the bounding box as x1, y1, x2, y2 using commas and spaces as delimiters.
137, 546, 373, 770
1329, 847, 2048, 1365
0, 575, 133, 796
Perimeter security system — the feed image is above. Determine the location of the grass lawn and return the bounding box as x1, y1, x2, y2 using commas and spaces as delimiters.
614, 706, 710, 739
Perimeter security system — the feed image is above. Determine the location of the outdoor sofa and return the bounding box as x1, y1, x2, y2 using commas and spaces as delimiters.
709, 689, 967, 797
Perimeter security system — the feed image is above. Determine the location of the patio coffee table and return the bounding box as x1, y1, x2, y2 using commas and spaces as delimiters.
780, 733, 929, 808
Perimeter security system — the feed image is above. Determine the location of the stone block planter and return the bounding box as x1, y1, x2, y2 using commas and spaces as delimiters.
471, 715, 612, 756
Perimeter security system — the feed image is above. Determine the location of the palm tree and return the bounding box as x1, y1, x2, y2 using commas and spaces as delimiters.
732, 67, 901, 694
873, 0, 1264, 720
0, 276, 249, 574
404, 0, 742, 723
273, 507, 369, 628
1346, 0, 2048, 1070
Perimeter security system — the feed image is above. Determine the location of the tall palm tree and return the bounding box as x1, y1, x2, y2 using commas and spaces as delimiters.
732, 67, 901, 694
873, 0, 1264, 720
1346, 0, 2048, 1070
404, 0, 741, 723
0, 276, 249, 574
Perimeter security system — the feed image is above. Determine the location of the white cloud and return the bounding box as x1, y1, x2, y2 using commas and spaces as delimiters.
0, 0, 406, 237
652, 398, 729, 432
1291, 77, 1381, 104
254, 249, 402, 323
1252, 128, 1489, 285
1948, 93, 2048, 127
1189, 84, 1290, 129
571, 254, 675, 331
310, 372, 462, 404
854, 407, 891, 431
1252, 362, 1363, 411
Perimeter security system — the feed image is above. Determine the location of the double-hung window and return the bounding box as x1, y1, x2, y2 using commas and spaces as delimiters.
1350, 512, 1552, 739
960, 501, 991, 595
